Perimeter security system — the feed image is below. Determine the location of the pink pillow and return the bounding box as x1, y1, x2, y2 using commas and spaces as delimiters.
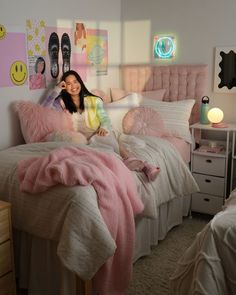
122, 106, 168, 137
110, 88, 130, 101
110, 88, 166, 102
140, 89, 166, 101
91, 88, 111, 103
13, 101, 73, 143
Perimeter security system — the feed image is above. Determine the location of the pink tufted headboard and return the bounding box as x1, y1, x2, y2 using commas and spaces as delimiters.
120, 64, 208, 124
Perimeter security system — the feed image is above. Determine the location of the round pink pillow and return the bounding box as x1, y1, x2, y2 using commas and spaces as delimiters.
122, 106, 167, 137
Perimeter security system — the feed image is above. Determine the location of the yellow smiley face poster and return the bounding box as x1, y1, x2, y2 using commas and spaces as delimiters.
0, 24, 28, 87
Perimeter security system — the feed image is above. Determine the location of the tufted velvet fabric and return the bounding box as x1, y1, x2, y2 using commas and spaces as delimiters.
121, 64, 208, 124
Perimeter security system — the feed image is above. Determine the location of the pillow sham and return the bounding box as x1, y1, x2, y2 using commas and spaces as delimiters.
105, 93, 140, 133
139, 89, 166, 101
45, 130, 88, 144
91, 88, 111, 104
122, 106, 168, 137
13, 101, 73, 143
110, 88, 130, 101
110, 88, 166, 102
139, 98, 195, 143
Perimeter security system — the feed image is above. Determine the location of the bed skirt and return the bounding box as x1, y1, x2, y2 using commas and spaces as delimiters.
15, 195, 190, 295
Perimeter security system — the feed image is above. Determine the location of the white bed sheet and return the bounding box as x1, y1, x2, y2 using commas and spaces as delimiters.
0, 136, 198, 288
14, 196, 190, 295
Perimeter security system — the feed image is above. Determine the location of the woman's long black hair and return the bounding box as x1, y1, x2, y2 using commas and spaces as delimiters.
59, 70, 97, 114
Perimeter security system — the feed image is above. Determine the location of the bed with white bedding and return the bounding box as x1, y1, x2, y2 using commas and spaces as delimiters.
0, 64, 208, 295
170, 189, 236, 295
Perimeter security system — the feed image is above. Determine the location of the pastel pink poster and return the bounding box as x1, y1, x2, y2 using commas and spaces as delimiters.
0, 26, 28, 87
86, 29, 108, 76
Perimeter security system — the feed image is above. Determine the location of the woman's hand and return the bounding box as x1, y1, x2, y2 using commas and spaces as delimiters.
58, 81, 66, 90
96, 127, 108, 136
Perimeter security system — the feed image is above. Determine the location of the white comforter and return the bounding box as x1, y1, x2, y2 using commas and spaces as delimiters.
170, 190, 236, 295
0, 135, 198, 280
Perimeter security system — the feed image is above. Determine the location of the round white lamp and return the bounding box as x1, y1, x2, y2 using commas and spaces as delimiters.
207, 107, 228, 128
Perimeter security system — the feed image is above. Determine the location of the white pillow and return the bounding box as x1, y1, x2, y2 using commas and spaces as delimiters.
138, 96, 195, 143
105, 93, 140, 132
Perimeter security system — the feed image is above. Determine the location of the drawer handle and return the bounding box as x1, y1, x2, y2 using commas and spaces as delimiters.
205, 179, 211, 183
204, 198, 210, 202
206, 159, 212, 163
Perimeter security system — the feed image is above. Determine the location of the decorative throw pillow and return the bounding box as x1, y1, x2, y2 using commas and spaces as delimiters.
91, 88, 111, 103
139, 98, 195, 143
45, 130, 88, 144
122, 106, 168, 137
110, 88, 166, 102
13, 101, 73, 143
104, 93, 140, 133
139, 89, 166, 101
110, 88, 131, 101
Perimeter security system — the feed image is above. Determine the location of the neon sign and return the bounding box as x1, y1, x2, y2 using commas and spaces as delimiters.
153, 36, 176, 59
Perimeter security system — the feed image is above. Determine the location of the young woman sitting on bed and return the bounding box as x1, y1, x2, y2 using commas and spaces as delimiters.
42, 70, 160, 181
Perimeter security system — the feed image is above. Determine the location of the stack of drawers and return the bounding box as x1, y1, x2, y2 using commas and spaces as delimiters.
191, 153, 226, 215
0, 200, 16, 295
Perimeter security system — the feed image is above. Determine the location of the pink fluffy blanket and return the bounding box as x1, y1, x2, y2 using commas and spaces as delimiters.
18, 146, 144, 295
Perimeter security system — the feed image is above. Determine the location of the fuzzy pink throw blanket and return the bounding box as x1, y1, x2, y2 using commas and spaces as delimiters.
18, 146, 144, 295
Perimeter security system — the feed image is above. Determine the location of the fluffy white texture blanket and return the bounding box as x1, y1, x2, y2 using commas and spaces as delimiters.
18, 146, 144, 295
170, 191, 236, 295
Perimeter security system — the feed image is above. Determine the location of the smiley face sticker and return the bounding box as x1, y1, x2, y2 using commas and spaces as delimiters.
10, 61, 28, 86
0, 24, 6, 40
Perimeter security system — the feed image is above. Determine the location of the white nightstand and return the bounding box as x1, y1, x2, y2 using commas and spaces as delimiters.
190, 123, 235, 215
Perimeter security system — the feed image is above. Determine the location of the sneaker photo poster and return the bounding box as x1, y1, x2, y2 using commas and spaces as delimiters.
46, 27, 74, 85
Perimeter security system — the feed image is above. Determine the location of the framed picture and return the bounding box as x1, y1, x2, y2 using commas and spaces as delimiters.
214, 46, 236, 93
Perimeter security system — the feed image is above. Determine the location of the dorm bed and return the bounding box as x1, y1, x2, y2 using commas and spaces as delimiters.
170, 188, 236, 295
0, 64, 207, 295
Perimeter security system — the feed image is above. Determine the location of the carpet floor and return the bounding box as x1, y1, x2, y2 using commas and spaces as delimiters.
126, 213, 212, 295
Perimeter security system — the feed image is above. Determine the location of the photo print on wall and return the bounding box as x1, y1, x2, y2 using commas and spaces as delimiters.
26, 19, 46, 90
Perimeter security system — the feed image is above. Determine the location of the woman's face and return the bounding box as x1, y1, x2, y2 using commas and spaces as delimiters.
64, 74, 81, 97
37, 60, 45, 73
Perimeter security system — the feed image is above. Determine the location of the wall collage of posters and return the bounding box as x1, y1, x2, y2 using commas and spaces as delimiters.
0, 20, 108, 89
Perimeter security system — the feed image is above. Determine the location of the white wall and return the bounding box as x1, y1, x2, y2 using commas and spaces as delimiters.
2, 0, 236, 149
121, 0, 236, 124
0, 0, 121, 149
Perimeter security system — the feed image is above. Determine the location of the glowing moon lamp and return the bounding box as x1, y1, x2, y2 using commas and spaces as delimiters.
207, 107, 228, 128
